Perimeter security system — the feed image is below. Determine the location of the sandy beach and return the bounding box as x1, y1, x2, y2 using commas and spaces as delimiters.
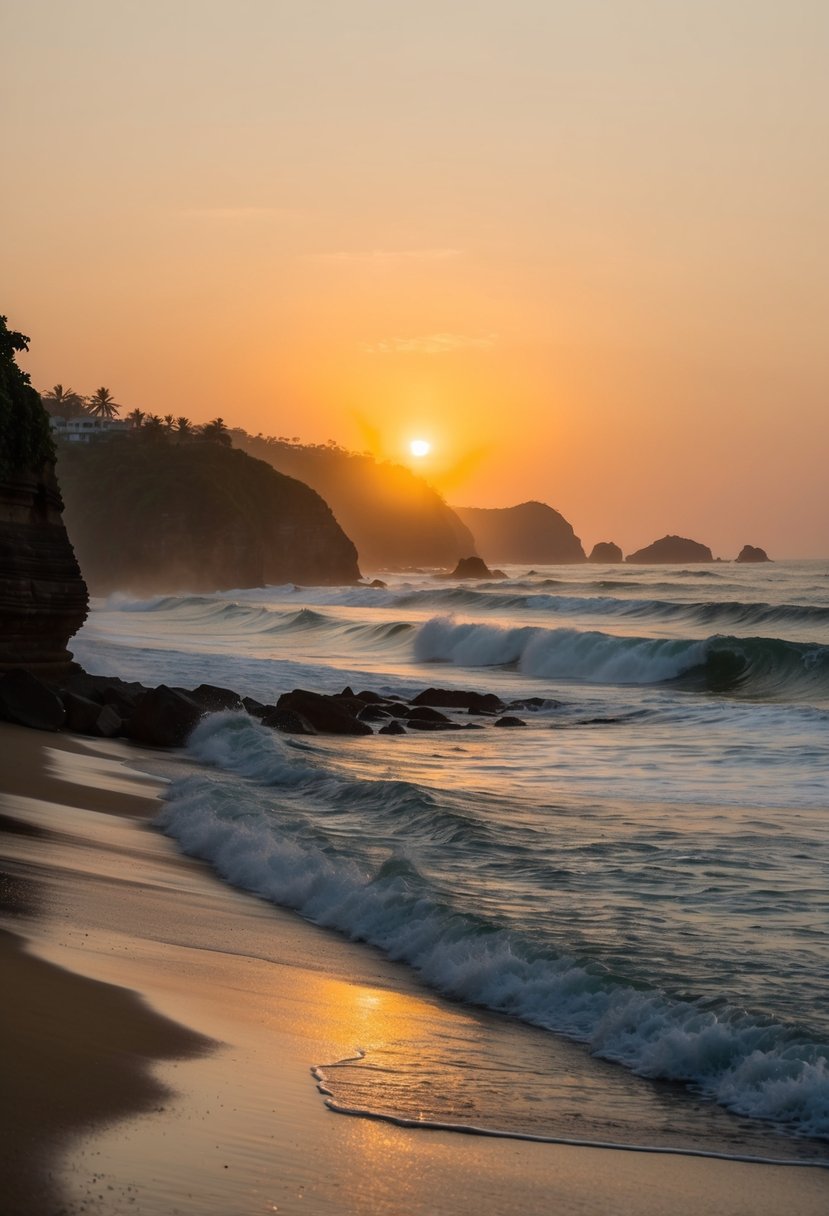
1, 719, 827, 1216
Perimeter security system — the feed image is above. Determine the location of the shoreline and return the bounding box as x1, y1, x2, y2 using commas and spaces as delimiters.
1, 721, 827, 1214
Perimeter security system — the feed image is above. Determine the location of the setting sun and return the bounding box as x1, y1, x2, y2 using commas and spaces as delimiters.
410, 438, 431, 458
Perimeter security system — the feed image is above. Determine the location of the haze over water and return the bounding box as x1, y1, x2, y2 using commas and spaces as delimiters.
73, 560, 829, 1161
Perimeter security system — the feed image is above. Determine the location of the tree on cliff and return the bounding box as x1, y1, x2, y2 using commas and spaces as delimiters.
87, 387, 120, 419
42, 383, 87, 419
0, 316, 55, 478
200, 417, 231, 446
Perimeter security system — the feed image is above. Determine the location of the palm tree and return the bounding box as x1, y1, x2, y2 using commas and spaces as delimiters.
42, 383, 86, 419
140, 414, 167, 441
200, 417, 232, 446
87, 387, 120, 419
163, 414, 175, 432
126, 408, 145, 428
175, 416, 194, 439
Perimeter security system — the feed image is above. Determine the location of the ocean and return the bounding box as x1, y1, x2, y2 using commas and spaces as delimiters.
71, 561, 829, 1164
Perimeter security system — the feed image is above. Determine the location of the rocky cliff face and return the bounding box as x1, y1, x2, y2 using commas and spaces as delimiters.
57, 441, 361, 593
234, 435, 476, 570
0, 469, 89, 676
0, 317, 88, 677
455, 501, 586, 565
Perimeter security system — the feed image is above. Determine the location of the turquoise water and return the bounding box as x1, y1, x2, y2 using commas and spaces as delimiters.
72, 561, 829, 1159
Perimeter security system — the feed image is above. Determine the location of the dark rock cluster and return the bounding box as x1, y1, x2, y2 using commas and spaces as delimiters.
0, 670, 548, 745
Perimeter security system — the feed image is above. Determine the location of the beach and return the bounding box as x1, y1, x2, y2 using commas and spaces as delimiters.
1, 719, 827, 1216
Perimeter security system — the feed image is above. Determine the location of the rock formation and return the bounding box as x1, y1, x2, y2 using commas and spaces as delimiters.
57, 441, 361, 593
446, 556, 506, 580
626, 535, 714, 564
234, 434, 476, 570
736, 544, 771, 563
454, 502, 586, 564
588, 541, 623, 563
0, 318, 88, 677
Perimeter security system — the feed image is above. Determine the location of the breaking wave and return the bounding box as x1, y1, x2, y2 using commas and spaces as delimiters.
156, 713, 829, 1141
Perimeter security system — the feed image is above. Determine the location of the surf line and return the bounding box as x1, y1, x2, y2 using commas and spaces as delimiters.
311, 1052, 829, 1170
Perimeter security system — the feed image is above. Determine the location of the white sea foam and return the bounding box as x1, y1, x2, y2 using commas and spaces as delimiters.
155, 713, 829, 1141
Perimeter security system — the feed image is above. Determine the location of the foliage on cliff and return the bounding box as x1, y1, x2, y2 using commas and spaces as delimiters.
0, 317, 55, 478
234, 433, 475, 570
57, 441, 361, 593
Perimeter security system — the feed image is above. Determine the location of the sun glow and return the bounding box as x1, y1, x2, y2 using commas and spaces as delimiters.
410, 438, 431, 458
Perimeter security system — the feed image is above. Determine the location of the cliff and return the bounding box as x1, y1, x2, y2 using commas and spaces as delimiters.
454, 501, 586, 565
234, 435, 476, 570
626, 535, 714, 564
57, 442, 361, 593
0, 318, 88, 676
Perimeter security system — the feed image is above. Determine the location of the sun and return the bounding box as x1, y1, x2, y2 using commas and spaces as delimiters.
410, 438, 431, 458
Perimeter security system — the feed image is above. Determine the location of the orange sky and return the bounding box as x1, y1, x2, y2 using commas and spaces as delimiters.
4, 1, 828, 557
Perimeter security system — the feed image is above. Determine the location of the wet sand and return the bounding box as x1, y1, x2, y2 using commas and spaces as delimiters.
0, 720, 826, 1215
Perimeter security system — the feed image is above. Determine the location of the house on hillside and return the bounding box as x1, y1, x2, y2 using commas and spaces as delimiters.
49, 417, 133, 442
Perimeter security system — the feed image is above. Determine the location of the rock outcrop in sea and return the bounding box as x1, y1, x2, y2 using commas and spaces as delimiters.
0, 317, 88, 677
57, 441, 361, 593
736, 544, 771, 563
626, 535, 714, 564
588, 541, 623, 563
446, 556, 507, 580
454, 501, 586, 564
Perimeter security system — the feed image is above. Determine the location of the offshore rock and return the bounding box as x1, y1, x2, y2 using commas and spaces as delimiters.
736, 544, 771, 563
588, 541, 623, 563
447, 556, 506, 580
626, 535, 714, 564
275, 689, 373, 736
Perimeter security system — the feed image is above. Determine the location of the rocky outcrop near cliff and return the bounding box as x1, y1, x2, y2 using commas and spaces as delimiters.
57, 442, 361, 593
626, 535, 714, 563
454, 501, 586, 565
0, 318, 88, 677
588, 541, 623, 563
736, 544, 771, 563
234, 435, 476, 570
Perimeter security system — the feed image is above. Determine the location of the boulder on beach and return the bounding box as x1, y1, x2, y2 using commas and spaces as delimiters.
0, 669, 66, 731
588, 541, 623, 563
412, 688, 504, 714
736, 544, 771, 563
125, 685, 204, 748
626, 535, 714, 564
275, 689, 373, 736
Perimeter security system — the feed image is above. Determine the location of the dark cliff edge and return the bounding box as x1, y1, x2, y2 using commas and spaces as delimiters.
626, 535, 714, 564
454, 501, 586, 565
234, 435, 476, 570
57, 442, 361, 594
0, 318, 88, 676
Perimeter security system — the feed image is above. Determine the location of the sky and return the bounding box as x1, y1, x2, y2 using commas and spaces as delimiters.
3, 0, 827, 557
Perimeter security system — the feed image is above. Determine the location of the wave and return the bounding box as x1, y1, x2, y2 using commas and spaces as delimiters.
157, 714, 829, 1141
414, 616, 829, 699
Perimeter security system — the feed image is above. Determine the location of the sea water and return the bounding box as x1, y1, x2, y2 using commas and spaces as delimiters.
71, 561, 829, 1161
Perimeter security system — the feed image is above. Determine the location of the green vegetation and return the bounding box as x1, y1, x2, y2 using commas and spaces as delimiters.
57, 439, 360, 593
0, 316, 55, 478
